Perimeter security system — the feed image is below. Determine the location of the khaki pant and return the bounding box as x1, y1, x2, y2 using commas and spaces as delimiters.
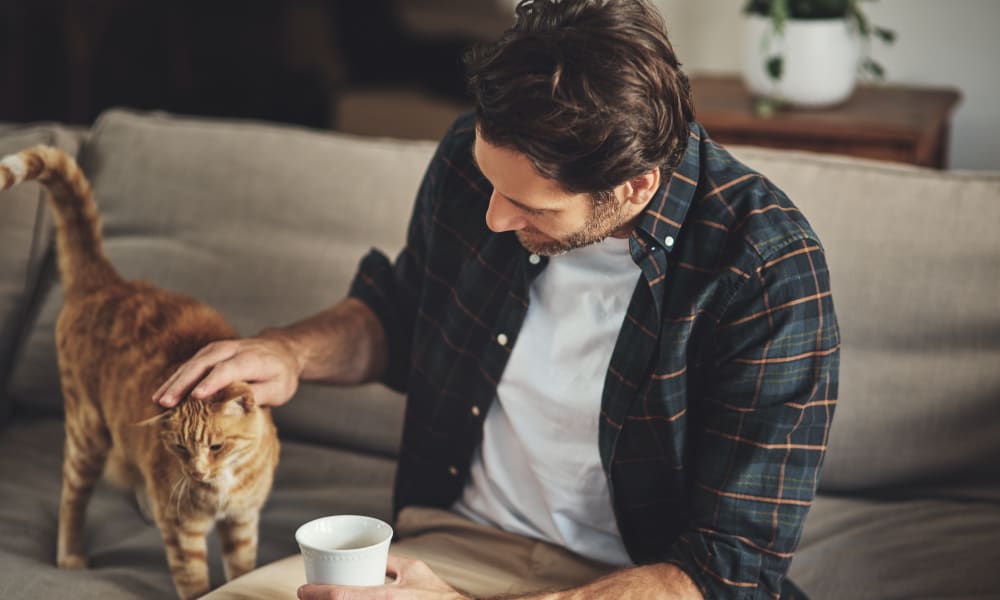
203, 507, 618, 599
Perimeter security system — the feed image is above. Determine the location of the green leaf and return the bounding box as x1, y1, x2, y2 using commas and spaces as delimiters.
862, 59, 886, 79
766, 56, 784, 81
848, 1, 871, 36
874, 27, 896, 44
790, 0, 849, 19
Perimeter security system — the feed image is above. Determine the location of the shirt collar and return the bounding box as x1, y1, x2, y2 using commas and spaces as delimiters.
630, 122, 702, 255
525, 123, 704, 285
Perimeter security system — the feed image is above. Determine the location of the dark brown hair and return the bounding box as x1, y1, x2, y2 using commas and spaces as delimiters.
465, 0, 695, 202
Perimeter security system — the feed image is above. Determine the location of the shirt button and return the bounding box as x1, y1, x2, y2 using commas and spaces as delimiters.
664, 235, 675, 248
496, 333, 508, 346
649, 246, 658, 252
528, 253, 541, 265
448, 466, 459, 476
471, 405, 481, 417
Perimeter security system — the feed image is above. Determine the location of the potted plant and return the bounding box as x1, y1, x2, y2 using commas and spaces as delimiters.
742, 0, 895, 112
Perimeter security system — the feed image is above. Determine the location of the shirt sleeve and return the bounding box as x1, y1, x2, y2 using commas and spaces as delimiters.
346, 120, 457, 393
666, 237, 840, 599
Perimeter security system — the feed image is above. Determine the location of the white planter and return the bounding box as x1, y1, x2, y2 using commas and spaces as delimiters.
742, 14, 861, 108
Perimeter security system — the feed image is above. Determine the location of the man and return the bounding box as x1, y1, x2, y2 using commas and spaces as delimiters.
155, 1, 838, 598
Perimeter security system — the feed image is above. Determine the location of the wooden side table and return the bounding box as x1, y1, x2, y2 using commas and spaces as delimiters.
689, 75, 962, 169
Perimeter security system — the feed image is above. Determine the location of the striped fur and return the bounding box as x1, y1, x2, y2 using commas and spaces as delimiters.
2, 146, 280, 599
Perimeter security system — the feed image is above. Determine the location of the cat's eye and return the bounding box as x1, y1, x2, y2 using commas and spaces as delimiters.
210, 443, 223, 452
174, 444, 188, 454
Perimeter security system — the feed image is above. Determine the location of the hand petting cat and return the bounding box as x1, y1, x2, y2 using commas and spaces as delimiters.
153, 333, 303, 409
154, 296, 390, 410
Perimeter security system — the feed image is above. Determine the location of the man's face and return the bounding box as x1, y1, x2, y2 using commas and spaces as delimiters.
472, 131, 634, 256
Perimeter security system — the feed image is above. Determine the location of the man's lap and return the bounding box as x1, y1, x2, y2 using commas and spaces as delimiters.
203, 506, 617, 599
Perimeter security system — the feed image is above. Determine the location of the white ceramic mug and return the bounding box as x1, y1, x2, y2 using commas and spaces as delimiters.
295, 515, 394, 586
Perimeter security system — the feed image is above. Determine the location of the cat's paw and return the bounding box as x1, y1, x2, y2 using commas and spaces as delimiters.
57, 552, 88, 569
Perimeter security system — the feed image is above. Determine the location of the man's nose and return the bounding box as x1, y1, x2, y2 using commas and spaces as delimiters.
485, 191, 528, 233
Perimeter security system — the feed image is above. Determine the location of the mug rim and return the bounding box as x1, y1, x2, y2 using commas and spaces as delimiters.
295, 514, 394, 555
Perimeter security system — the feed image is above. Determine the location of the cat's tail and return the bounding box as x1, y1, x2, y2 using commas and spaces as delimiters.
0, 145, 121, 292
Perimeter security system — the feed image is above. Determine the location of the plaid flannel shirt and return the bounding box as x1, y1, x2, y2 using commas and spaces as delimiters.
349, 112, 839, 599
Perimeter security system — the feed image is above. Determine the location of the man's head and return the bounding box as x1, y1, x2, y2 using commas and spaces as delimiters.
465, 0, 694, 254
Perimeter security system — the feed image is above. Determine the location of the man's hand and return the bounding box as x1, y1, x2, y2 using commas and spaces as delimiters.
152, 332, 303, 408
297, 555, 468, 600
296, 556, 702, 600
151, 297, 389, 409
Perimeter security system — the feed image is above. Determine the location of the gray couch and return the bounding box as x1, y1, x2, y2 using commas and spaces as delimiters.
1, 110, 997, 599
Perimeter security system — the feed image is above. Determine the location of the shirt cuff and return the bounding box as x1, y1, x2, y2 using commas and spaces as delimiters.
664, 531, 770, 599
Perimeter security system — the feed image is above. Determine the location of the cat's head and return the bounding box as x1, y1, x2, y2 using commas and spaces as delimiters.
138, 382, 263, 483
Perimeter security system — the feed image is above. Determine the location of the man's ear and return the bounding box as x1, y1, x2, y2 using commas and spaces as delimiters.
135, 410, 173, 427
625, 169, 661, 205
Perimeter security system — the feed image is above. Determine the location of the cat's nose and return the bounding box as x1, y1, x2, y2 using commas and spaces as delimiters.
192, 470, 210, 482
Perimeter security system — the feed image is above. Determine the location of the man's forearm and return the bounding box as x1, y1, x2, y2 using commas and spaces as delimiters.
519, 563, 702, 600
261, 297, 388, 386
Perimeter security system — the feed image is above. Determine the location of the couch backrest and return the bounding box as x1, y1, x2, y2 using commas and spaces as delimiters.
4, 112, 999, 497
729, 146, 1000, 498
5, 110, 435, 456
0, 125, 82, 428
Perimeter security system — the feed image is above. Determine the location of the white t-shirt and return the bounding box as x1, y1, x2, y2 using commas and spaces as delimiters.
452, 235, 640, 566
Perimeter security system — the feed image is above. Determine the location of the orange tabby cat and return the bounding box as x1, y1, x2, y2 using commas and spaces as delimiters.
1, 146, 280, 599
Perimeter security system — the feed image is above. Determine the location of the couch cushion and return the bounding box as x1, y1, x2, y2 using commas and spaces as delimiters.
789, 493, 1000, 599
0, 125, 83, 428
6, 110, 437, 456
729, 146, 1000, 498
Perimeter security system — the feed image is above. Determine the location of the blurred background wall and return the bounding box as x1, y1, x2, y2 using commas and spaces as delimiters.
652, 0, 1000, 170
2, 0, 997, 169
0, 0, 506, 134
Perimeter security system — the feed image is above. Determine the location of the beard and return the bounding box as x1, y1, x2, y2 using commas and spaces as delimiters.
515, 197, 631, 256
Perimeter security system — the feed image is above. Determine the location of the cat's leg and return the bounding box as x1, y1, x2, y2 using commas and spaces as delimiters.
134, 485, 155, 523
217, 511, 261, 581
57, 385, 111, 569
159, 512, 214, 600
104, 447, 154, 523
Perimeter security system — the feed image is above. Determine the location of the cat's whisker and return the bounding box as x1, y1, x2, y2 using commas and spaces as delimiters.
168, 475, 184, 518
177, 477, 191, 520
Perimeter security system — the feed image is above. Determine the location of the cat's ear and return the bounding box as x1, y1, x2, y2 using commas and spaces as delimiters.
135, 409, 173, 427
221, 395, 255, 416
